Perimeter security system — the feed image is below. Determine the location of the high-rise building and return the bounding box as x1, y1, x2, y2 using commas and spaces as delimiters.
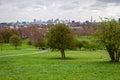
34, 19, 36, 24
90, 16, 93, 23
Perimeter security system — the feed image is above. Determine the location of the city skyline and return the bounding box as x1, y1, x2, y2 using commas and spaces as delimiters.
0, 0, 120, 22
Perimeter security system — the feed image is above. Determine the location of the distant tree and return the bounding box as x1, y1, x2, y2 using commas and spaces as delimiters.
3, 28, 13, 43
0, 34, 4, 42
18, 27, 29, 39
28, 25, 45, 49
2, 28, 20, 43
11, 29, 20, 36
96, 19, 120, 62
9, 35, 22, 49
0, 34, 4, 51
0, 27, 4, 34
46, 24, 75, 59
34, 39, 45, 49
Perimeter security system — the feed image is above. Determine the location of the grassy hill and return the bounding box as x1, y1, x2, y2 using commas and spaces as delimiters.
0, 50, 120, 80
0, 37, 120, 80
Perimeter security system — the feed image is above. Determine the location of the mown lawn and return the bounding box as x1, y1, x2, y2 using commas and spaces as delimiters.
0, 50, 120, 80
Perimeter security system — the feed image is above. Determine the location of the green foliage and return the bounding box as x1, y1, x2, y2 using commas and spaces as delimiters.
97, 19, 120, 45
75, 40, 83, 50
9, 35, 22, 49
33, 40, 46, 49
75, 40, 98, 50
3, 28, 13, 43
11, 28, 20, 36
76, 36, 104, 50
2, 28, 19, 43
87, 42, 98, 50
96, 19, 120, 62
47, 24, 75, 50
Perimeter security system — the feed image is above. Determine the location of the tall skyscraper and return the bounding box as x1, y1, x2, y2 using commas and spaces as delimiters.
34, 19, 36, 24
90, 16, 93, 23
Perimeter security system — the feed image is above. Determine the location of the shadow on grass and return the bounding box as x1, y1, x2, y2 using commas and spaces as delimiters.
90, 60, 120, 64
99, 60, 120, 64
47, 57, 79, 60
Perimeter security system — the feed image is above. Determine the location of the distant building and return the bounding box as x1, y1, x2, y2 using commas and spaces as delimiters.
90, 16, 93, 23
118, 18, 120, 22
85, 20, 89, 24
34, 19, 37, 24
22, 21, 27, 25
72, 20, 75, 23
54, 18, 60, 23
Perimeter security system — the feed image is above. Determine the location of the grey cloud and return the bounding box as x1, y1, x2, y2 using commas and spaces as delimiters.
60, 5, 77, 10
88, 0, 120, 10
99, 0, 120, 3
89, 2, 107, 10
59, 0, 80, 10
59, 4, 79, 10
0, 0, 36, 9
0, 0, 58, 9
98, 0, 120, 6
0, 1, 1, 6
0, 0, 82, 10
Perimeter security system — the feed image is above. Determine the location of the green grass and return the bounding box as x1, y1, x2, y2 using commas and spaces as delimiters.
0, 50, 120, 80
0, 38, 120, 80
76, 36, 97, 41
0, 49, 39, 56
0, 39, 39, 56
0, 39, 34, 50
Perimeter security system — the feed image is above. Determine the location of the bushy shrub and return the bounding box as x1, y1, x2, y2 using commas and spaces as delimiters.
76, 40, 99, 50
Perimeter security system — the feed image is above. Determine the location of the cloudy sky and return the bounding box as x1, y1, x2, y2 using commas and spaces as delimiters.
0, 0, 120, 22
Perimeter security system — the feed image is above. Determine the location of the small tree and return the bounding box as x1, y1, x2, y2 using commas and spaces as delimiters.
47, 24, 75, 59
96, 19, 120, 62
10, 35, 22, 49
3, 28, 13, 43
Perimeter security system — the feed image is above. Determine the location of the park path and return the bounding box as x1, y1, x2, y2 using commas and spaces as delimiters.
0, 50, 48, 58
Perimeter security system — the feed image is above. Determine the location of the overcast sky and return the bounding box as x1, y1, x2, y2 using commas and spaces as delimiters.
0, 0, 120, 22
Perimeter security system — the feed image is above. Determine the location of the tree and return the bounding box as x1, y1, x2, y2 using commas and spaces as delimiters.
46, 24, 75, 59
0, 34, 4, 51
28, 25, 45, 49
9, 35, 22, 49
3, 28, 13, 43
96, 19, 120, 62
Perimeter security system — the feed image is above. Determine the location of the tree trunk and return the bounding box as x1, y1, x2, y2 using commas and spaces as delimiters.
0, 43, 2, 51
60, 49, 65, 59
115, 52, 120, 62
15, 45, 17, 50
106, 46, 115, 62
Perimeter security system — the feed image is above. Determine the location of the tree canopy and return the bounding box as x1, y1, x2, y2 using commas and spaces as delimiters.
10, 35, 22, 49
